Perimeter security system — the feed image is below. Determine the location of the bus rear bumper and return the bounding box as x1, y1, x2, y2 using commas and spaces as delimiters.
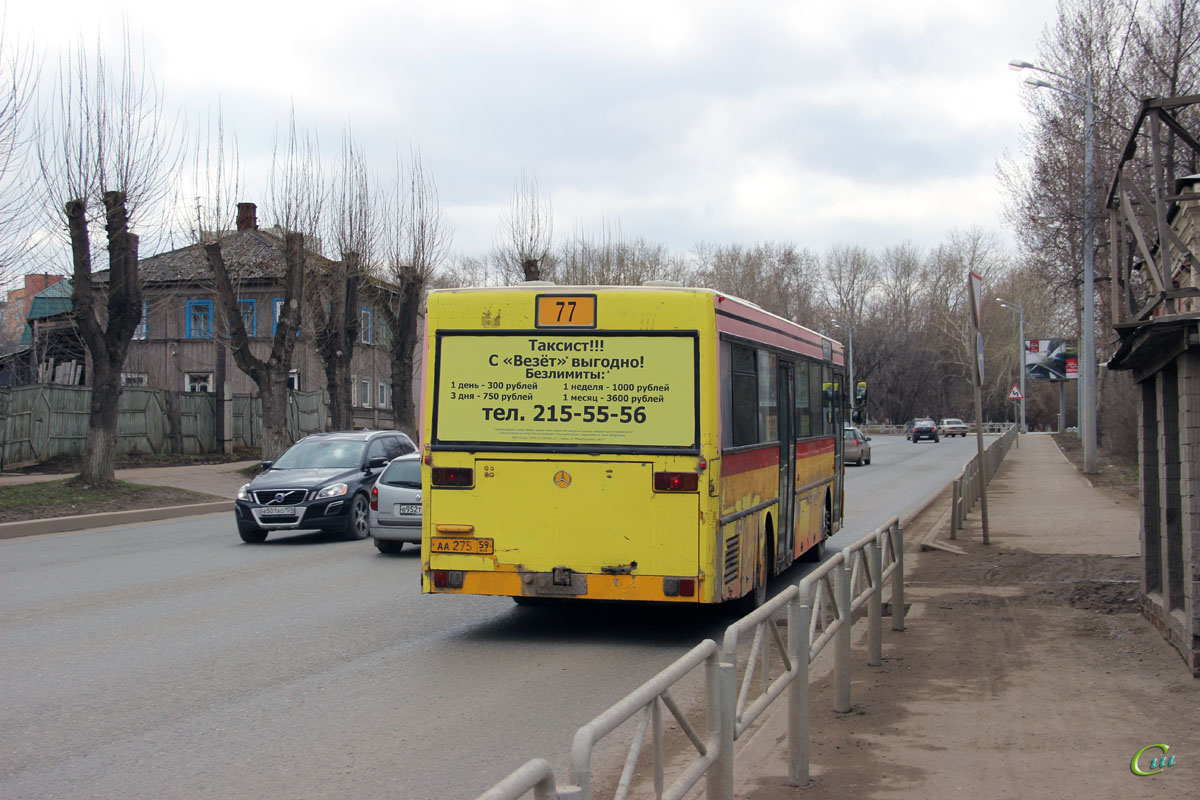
424, 568, 706, 603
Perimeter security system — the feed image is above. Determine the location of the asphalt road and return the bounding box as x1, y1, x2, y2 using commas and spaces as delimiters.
0, 434, 987, 799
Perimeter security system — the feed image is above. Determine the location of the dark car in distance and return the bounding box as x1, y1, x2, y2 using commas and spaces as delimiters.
910, 418, 939, 443
235, 430, 416, 543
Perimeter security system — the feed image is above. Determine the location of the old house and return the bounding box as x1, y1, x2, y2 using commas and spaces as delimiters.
116, 204, 401, 431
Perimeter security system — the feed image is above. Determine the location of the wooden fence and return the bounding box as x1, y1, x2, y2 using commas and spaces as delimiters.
0, 385, 325, 470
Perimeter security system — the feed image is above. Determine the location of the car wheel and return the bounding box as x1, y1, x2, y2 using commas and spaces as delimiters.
912, 435, 918, 443
345, 493, 371, 540
374, 538, 405, 554
933, 435, 940, 443
865, 453, 871, 465
239, 526, 268, 544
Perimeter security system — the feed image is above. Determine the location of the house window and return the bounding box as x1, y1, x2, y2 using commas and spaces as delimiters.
360, 307, 373, 344
121, 372, 148, 387
377, 318, 391, 348
287, 370, 300, 390
360, 377, 372, 408
186, 299, 213, 339
238, 299, 257, 337
186, 372, 212, 393
133, 302, 149, 340
377, 381, 387, 408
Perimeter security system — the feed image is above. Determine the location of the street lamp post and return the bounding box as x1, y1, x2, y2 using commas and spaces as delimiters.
997, 298, 1025, 433
1009, 59, 1097, 473
832, 320, 855, 423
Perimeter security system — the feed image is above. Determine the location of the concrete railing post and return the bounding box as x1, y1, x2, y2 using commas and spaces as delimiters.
834, 551, 852, 713
788, 590, 812, 786
892, 521, 906, 631
950, 477, 960, 539
868, 537, 882, 666
709, 657, 735, 800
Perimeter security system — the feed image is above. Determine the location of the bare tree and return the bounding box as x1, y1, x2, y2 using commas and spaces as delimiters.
0, 23, 37, 287
494, 169, 552, 282
35, 33, 182, 486
692, 241, 819, 321
308, 127, 374, 430
555, 218, 690, 286
201, 111, 321, 460
376, 147, 452, 439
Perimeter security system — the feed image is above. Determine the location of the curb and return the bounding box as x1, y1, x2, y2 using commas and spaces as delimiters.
0, 501, 232, 539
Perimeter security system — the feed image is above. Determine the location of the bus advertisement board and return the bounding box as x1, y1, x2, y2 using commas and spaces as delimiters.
433, 332, 698, 448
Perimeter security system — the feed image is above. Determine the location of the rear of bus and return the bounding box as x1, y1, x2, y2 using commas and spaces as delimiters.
420, 286, 720, 603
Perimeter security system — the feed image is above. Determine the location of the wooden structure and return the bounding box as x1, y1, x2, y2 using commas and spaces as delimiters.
1106, 94, 1200, 676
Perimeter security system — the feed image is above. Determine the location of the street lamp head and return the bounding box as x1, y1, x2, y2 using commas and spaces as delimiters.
1008, 59, 1037, 71
1024, 77, 1054, 89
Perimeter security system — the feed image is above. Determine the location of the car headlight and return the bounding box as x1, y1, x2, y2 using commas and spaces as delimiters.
237, 483, 252, 501
316, 483, 349, 500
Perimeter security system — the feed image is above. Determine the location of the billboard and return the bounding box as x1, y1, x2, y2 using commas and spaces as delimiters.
1025, 340, 1078, 381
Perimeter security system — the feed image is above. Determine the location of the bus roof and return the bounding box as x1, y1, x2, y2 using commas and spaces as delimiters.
426, 283, 844, 358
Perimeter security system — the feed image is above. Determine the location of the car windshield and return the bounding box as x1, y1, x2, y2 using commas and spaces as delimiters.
380, 458, 421, 487
271, 439, 364, 470
944, 419, 964, 425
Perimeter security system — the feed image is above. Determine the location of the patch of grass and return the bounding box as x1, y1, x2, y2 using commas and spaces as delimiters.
0, 479, 221, 524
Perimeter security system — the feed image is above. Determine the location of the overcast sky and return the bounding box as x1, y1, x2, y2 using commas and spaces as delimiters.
9, 0, 1058, 261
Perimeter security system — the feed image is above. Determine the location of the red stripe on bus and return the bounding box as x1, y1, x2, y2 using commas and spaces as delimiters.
722, 447, 779, 476
795, 438, 835, 458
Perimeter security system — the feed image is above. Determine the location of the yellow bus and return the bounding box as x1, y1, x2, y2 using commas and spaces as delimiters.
420, 284, 846, 606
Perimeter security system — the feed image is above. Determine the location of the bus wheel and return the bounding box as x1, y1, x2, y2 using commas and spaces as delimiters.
800, 501, 830, 563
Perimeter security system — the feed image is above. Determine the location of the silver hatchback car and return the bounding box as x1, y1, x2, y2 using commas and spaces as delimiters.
369, 453, 422, 554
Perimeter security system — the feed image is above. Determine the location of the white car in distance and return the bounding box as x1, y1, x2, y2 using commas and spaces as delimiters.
369, 453, 423, 554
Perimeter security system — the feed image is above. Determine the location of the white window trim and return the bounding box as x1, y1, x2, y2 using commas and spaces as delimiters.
360, 377, 372, 408
378, 381, 387, 408
351, 375, 358, 406
185, 372, 213, 393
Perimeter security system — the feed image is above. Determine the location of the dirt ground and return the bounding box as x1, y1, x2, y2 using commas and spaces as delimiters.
738, 458, 1197, 799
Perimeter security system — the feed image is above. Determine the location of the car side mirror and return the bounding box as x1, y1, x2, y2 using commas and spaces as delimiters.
367, 457, 388, 470
260, 460, 273, 471
866, 436, 872, 441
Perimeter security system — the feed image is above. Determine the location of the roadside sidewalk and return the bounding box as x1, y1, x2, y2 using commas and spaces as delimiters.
728, 433, 1197, 799
0, 461, 256, 537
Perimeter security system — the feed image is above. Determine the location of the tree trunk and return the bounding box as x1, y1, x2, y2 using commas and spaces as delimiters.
259, 376, 291, 462
66, 193, 143, 487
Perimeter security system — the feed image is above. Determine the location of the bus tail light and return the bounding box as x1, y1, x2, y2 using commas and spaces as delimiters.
663, 577, 696, 597
654, 472, 699, 492
432, 570, 464, 589
431, 467, 474, 487
370, 485, 379, 511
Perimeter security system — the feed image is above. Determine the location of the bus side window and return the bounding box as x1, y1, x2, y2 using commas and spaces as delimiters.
822, 365, 835, 436
758, 349, 777, 443
795, 361, 811, 437
731, 344, 758, 446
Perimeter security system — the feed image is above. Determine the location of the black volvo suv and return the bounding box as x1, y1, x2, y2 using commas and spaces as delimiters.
235, 430, 416, 543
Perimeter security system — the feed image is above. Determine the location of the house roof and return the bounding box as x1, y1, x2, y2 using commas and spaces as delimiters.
19, 280, 74, 345
95, 228, 335, 285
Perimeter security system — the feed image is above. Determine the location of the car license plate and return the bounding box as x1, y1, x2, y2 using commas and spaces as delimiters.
395, 503, 421, 516
259, 506, 296, 516
430, 537, 494, 555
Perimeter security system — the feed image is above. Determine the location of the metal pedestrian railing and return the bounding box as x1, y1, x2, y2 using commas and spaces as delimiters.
477, 429, 1016, 800
950, 424, 1017, 539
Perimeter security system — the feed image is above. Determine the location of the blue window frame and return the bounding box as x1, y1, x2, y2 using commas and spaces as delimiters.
238, 299, 257, 337
272, 297, 284, 335
360, 307, 373, 344
133, 302, 149, 340
186, 299, 214, 339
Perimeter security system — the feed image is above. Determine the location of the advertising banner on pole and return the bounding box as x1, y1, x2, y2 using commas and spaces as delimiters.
1024, 340, 1078, 381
